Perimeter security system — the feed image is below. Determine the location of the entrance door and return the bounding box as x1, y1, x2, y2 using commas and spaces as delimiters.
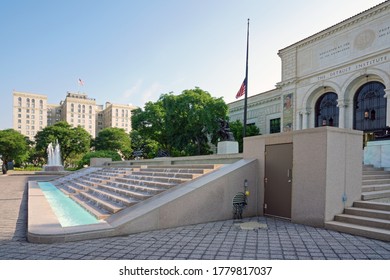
264, 143, 293, 219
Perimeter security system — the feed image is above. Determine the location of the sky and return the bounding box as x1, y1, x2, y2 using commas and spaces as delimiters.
0, 0, 385, 130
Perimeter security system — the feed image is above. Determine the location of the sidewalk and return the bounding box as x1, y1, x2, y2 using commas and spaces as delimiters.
0, 175, 389, 260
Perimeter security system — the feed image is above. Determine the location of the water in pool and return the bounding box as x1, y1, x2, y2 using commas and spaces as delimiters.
38, 182, 100, 227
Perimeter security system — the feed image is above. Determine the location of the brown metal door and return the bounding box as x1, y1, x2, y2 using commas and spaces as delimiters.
264, 143, 293, 219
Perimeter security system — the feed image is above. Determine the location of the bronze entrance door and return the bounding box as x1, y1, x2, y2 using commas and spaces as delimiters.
264, 143, 293, 219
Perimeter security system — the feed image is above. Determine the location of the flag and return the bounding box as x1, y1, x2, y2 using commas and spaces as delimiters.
78, 78, 84, 86
235, 78, 246, 99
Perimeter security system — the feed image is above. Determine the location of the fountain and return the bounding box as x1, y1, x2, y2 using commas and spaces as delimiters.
44, 140, 65, 172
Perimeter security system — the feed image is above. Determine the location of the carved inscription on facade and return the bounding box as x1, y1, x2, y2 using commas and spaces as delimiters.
317, 55, 388, 81
319, 43, 351, 60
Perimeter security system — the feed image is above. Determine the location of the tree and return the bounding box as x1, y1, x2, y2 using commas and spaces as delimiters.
132, 87, 228, 156
34, 122, 91, 166
229, 120, 260, 152
0, 129, 29, 173
93, 127, 132, 159
130, 130, 159, 159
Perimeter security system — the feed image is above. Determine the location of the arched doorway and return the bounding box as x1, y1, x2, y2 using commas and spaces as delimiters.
315, 92, 339, 127
353, 81, 386, 132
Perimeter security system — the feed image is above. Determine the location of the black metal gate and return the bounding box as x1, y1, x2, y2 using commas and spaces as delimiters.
354, 81, 386, 132
315, 92, 339, 127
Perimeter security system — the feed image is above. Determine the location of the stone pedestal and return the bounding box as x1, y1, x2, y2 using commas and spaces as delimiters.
217, 141, 239, 154
43, 165, 64, 172
364, 140, 390, 170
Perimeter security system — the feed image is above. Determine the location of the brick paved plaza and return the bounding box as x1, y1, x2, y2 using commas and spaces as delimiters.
0, 174, 389, 260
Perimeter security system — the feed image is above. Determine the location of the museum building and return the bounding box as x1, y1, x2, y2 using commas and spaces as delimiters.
228, 1, 390, 141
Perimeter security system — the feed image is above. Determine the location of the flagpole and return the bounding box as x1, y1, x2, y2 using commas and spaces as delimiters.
243, 18, 249, 138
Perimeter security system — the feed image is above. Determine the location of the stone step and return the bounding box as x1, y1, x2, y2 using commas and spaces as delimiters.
115, 177, 177, 189
345, 207, 390, 220
60, 182, 87, 192
57, 184, 78, 195
77, 191, 124, 214
106, 181, 164, 195
140, 167, 210, 174
362, 178, 390, 185
363, 174, 390, 180
363, 165, 384, 171
99, 183, 154, 200
361, 190, 390, 200
123, 174, 189, 184
362, 184, 390, 192
70, 195, 110, 220
325, 221, 390, 242
363, 170, 390, 175
334, 214, 390, 230
89, 187, 139, 207
353, 200, 390, 211
131, 170, 198, 179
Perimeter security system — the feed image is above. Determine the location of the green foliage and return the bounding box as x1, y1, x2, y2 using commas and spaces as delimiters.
34, 122, 91, 166
14, 165, 43, 171
130, 130, 159, 159
229, 120, 260, 152
0, 129, 30, 167
78, 150, 122, 168
132, 87, 228, 157
93, 127, 132, 159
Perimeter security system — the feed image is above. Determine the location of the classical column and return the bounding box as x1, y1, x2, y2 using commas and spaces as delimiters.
337, 99, 347, 129
302, 109, 310, 129
385, 89, 390, 127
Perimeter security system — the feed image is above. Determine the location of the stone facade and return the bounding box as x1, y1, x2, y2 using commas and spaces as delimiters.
229, 1, 390, 136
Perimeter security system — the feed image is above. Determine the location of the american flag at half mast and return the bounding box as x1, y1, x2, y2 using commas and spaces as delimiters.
235, 78, 246, 99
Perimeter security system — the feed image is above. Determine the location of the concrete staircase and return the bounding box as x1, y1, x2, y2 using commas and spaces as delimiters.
325, 165, 390, 241
52, 164, 219, 220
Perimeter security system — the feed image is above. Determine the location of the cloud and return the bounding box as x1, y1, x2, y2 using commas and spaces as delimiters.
121, 80, 165, 108
122, 79, 143, 99
141, 82, 164, 105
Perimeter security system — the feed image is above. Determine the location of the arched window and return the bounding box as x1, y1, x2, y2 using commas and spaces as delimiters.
354, 81, 386, 132
315, 92, 339, 127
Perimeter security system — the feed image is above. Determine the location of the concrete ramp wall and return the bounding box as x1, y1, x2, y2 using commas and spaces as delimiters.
28, 159, 258, 243
109, 159, 258, 235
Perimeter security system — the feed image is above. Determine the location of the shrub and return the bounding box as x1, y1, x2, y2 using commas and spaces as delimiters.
78, 150, 121, 168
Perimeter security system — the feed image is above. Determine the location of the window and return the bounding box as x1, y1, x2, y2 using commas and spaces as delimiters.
270, 118, 281, 134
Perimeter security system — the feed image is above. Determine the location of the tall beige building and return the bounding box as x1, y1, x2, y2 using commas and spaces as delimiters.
13, 91, 137, 140
13, 91, 48, 139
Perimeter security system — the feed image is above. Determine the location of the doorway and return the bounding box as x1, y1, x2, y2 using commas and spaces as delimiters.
264, 143, 293, 219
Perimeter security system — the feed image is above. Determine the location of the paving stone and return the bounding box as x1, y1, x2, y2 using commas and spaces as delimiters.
1, 175, 390, 260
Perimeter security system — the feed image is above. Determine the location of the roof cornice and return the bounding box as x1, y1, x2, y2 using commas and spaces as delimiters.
279, 1, 390, 54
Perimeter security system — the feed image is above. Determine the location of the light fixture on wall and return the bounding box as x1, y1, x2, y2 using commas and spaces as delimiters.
364, 109, 370, 120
